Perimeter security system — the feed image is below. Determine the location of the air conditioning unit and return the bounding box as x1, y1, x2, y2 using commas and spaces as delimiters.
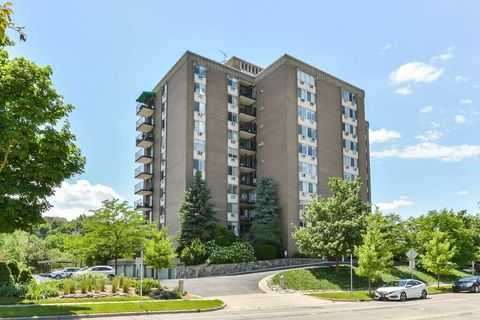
230, 139, 236, 144
353, 134, 357, 138
198, 112, 203, 116
354, 167, 358, 171
300, 98, 305, 102
197, 151, 203, 155
311, 156, 315, 160
301, 154, 306, 158
198, 75, 203, 79
345, 132, 349, 135
231, 176, 236, 180
198, 132, 203, 136
300, 80, 305, 84
310, 138, 315, 142
309, 85, 314, 89
301, 173, 306, 177
310, 102, 315, 106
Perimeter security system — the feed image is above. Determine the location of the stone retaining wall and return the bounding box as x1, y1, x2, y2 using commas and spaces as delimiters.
176, 258, 326, 278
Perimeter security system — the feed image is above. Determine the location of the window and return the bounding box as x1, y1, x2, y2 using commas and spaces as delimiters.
228, 112, 238, 123
297, 88, 316, 103
194, 139, 205, 152
194, 102, 206, 113
344, 172, 356, 181
308, 183, 317, 193
193, 159, 205, 171
227, 184, 237, 195
299, 162, 317, 176
298, 106, 316, 122
298, 143, 316, 157
194, 83, 206, 96
297, 70, 316, 86
298, 124, 316, 140
228, 166, 238, 176
227, 203, 238, 213
343, 139, 358, 152
228, 129, 238, 140
342, 90, 357, 104
195, 120, 206, 133
228, 147, 238, 159
194, 64, 206, 77
344, 156, 357, 168
228, 94, 238, 106
299, 181, 317, 193
342, 123, 357, 135
227, 77, 238, 89
161, 84, 167, 97
161, 102, 167, 113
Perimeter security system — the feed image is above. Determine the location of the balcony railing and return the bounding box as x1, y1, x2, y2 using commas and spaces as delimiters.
136, 103, 155, 115
136, 132, 154, 146
135, 148, 153, 161
239, 105, 256, 117
134, 181, 153, 194
135, 165, 153, 178
136, 117, 155, 130
240, 177, 256, 186
240, 196, 256, 204
134, 198, 153, 209
239, 140, 256, 151
239, 123, 257, 134
239, 160, 256, 169
239, 86, 257, 100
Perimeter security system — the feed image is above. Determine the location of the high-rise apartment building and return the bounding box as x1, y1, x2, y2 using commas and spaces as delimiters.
134, 51, 370, 255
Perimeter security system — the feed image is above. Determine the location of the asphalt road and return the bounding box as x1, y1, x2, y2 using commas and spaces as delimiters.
80, 292, 480, 320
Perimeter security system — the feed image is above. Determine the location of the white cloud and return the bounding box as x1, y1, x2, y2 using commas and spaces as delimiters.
415, 129, 443, 142
430, 121, 441, 128
419, 105, 434, 113
454, 75, 469, 83
430, 53, 454, 63
376, 198, 414, 211
474, 84, 479, 89
378, 43, 398, 55
371, 142, 480, 162
390, 61, 443, 84
395, 86, 412, 95
369, 128, 402, 144
456, 190, 470, 196
45, 180, 123, 220
460, 98, 472, 104
446, 45, 456, 51
454, 114, 467, 124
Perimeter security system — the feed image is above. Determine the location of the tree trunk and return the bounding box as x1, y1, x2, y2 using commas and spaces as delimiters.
437, 274, 440, 289
158, 269, 161, 286
368, 277, 371, 295
335, 256, 340, 273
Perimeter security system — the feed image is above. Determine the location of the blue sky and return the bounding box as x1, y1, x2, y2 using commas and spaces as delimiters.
7, 0, 480, 219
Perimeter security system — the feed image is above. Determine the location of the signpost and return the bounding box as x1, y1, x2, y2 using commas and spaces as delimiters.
406, 248, 418, 279
135, 251, 144, 302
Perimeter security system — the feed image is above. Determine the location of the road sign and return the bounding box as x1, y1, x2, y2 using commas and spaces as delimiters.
406, 248, 418, 260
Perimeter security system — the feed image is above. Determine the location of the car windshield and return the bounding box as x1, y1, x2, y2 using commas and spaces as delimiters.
459, 277, 477, 282
386, 280, 408, 287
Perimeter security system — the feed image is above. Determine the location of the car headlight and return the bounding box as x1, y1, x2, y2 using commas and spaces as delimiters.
465, 283, 473, 287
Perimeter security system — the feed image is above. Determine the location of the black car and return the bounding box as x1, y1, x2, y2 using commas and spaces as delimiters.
453, 277, 480, 293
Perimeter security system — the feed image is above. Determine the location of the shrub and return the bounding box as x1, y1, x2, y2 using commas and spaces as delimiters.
62, 280, 76, 294
254, 244, 278, 260
18, 269, 33, 284
207, 242, 256, 265
96, 277, 106, 292
135, 278, 159, 295
26, 281, 60, 300
7, 260, 20, 282
0, 262, 14, 286
118, 274, 125, 288
122, 278, 131, 294
180, 238, 208, 266
80, 279, 88, 294
111, 277, 118, 293
150, 286, 185, 299
0, 284, 28, 297
214, 225, 237, 247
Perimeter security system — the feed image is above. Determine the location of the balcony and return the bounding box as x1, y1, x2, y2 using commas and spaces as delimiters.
240, 176, 256, 190
240, 195, 256, 206
135, 165, 153, 180
239, 105, 256, 122
136, 132, 154, 149
136, 117, 155, 133
134, 198, 152, 211
239, 86, 257, 106
239, 159, 256, 173
239, 140, 256, 156
135, 148, 153, 164
136, 91, 156, 104
136, 103, 155, 117
239, 123, 256, 139
134, 180, 153, 196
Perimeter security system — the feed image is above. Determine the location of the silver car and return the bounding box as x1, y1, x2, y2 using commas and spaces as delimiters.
48, 268, 80, 279
375, 279, 428, 301
75, 265, 116, 278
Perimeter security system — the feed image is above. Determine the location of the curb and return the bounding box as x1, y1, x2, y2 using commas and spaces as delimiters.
0, 303, 226, 320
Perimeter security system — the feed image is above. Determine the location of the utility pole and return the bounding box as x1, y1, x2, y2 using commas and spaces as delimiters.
350, 254, 353, 292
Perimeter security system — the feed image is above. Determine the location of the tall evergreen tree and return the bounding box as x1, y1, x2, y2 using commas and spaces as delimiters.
249, 177, 282, 248
177, 170, 217, 250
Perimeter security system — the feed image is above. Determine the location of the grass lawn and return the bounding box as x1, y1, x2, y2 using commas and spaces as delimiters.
271, 265, 472, 291
0, 299, 224, 318
0, 296, 153, 305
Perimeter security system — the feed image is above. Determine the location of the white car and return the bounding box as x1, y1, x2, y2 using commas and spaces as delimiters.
375, 279, 428, 301
48, 268, 79, 279
75, 266, 116, 278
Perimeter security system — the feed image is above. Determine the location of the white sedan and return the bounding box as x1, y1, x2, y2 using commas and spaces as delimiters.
375, 279, 428, 301
48, 267, 79, 279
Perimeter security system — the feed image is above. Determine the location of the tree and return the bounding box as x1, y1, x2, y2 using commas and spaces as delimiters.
7, 260, 19, 282
0, 2, 26, 43
249, 177, 282, 248
355, 212, 393, 294
81, 199, 153, 272
177, 170, 217, 250
0, 46, 85, 233
214, 225, 237, 247
144, 228, 176, 284
293, 177, 371, 273
420, 231, 457, 288
0, 261, 13, 286
180, 238, 208, 266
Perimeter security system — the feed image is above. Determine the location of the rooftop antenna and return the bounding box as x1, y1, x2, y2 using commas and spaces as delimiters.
219, 49, 228, 64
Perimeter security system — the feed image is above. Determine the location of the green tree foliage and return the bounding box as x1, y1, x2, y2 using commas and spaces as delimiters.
0, 2, 26, 43
214, 225, 237, 247
81, 199, 153, 271
180, 238, 208, 266
293, 177, 371, 273
355, 212, 393, 294
0, 261, 13, 286
254, 244, 277, 260
144, 228, 176, 283
420, 231, 457, 288
6, 260, 19, 282
178, 170, 217, 250
408, 209, 475, 267
0, 47, 85, 233
18, 268, 32, 284
249, 177, 282, 248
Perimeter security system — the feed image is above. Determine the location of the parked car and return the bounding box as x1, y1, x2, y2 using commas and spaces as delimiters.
48, 267, 80, 279
75, 266, 116, 278
453, 276, 480, 293
375, 279, 428, 301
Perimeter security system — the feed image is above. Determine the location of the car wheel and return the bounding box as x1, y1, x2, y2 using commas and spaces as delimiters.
400, 292, 407, 302
55, 275, 62, 279
421, 289, 427, 299
108, 274, 115, 279
474, 285, 479, 293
